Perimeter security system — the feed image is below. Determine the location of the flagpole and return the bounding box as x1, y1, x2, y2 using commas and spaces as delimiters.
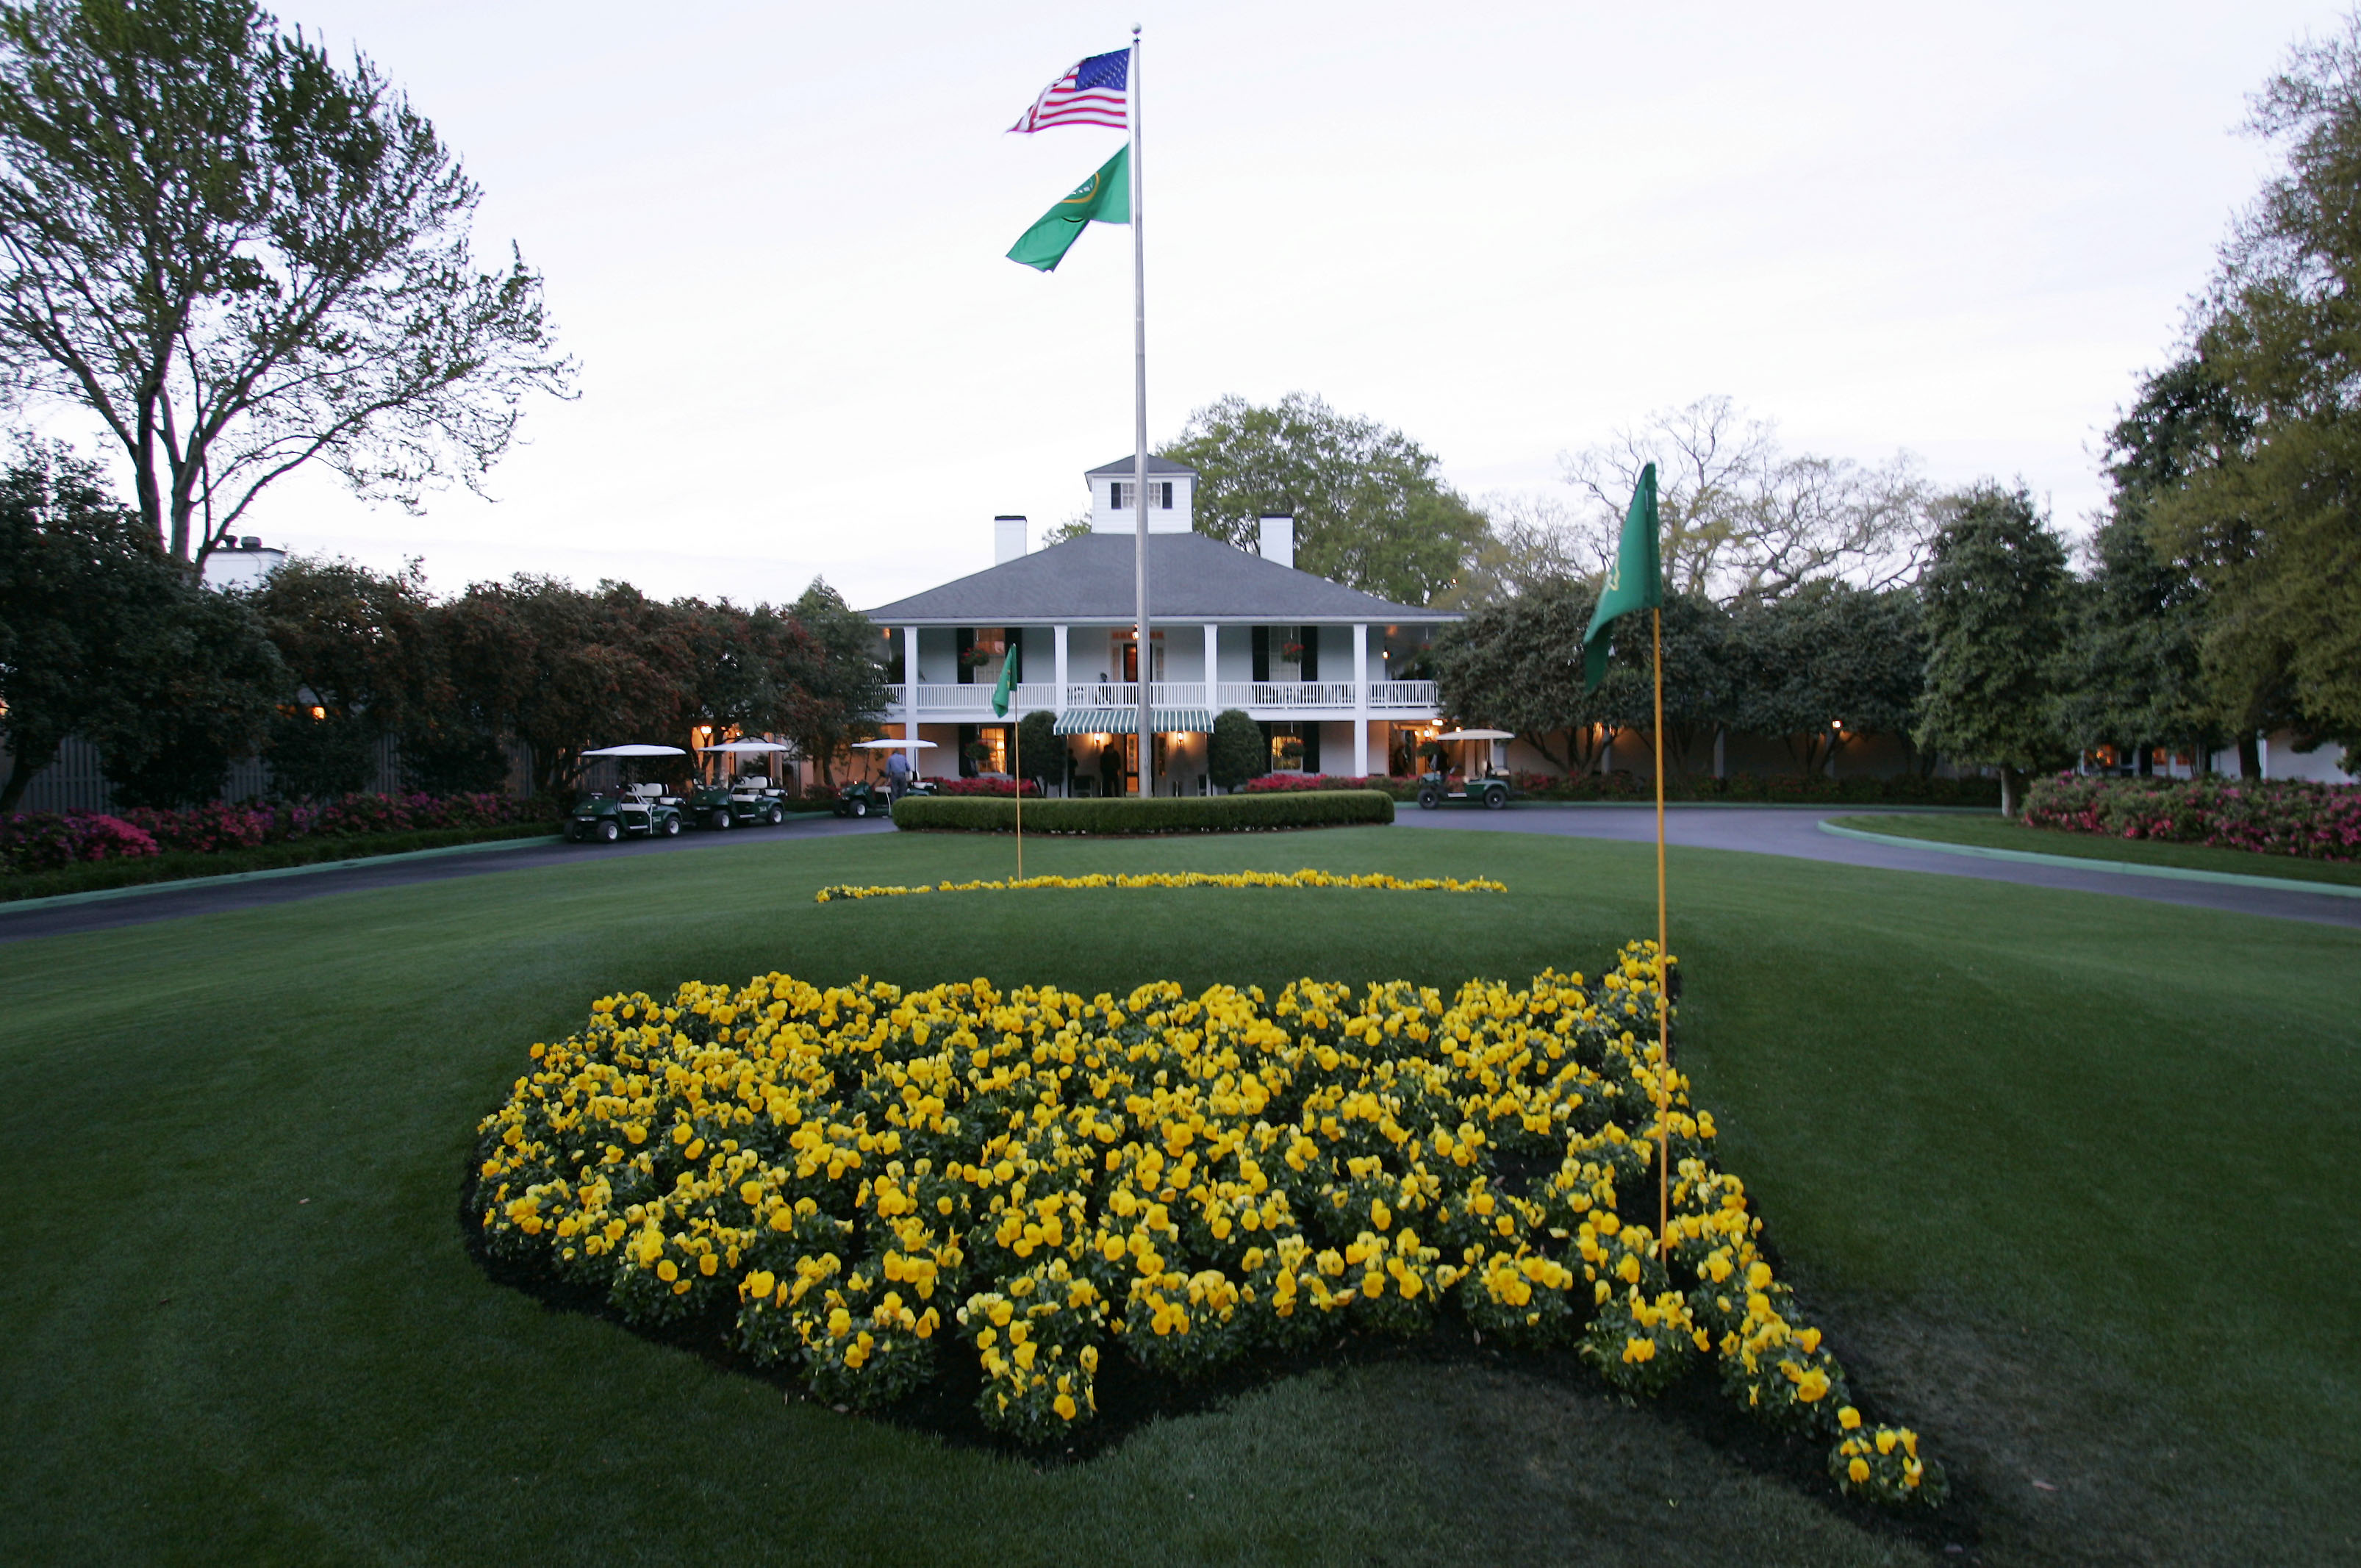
1652, 605, 1670, 1251
1128, 24, 1153, 799
1013, 716, 1023, 878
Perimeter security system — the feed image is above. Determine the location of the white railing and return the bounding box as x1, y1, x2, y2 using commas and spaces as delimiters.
1058, 682, 1208, 709
886, 678, 1439, 717
1214, 681, 1360, 709
1368, 680, 1439, 709
896, 682, 1061, 715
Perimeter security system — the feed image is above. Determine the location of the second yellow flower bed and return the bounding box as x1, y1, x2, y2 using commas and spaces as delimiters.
471, 943, 1941, 1504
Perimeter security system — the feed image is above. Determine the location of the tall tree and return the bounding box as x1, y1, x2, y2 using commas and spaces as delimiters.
1729, 582, 1923, 776
0, 0, 571, 565
1433, 583, 1730, 776
1912, 483, 2072, 814
2142, 25, 2361, 764
1161, 393, 1488, 606
777, 579, 888, 789
0, 438, 182, 809
87, 578, 282, 805
434, 576, 694, 798
1561, 395, 1934, 605
243, 554, 435, 798
2061, 360, 2243, 773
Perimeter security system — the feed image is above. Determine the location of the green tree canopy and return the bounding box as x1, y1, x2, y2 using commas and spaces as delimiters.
242, 556, 440, 798
1728, 582, 1923, 776
778, 579, 889, 788
2139, 24, 2361, 762
1912, 483, 2072, 813
0, 441, 187, 809
0, 0, 571, 563
1159, 393, 1488, 606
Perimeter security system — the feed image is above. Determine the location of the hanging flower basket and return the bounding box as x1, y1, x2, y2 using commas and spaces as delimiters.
959, 646, 997, 669
1279, 640, 1306, 662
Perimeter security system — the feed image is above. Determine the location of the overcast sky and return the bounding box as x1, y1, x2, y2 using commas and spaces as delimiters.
86, 0, 2347, 610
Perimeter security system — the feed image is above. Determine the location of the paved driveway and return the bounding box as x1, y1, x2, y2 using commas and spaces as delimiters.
1397, 804, 2361, 928
10, 803, 2355, 944
0, 812, 896, 944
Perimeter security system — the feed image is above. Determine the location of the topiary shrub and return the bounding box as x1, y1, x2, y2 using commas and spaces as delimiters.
1208, 709, 1266, 792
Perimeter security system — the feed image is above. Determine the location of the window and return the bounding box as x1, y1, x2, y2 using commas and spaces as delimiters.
1109, 481, 1174, 510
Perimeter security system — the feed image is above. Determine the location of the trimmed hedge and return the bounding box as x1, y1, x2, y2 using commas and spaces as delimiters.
892, 790, 1395, 834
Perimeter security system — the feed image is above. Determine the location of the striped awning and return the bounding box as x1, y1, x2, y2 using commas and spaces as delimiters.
1053, 708, 1214, 736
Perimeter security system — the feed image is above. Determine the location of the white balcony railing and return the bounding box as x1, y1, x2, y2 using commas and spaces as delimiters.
884, 679, 1438, 717
895, 682, 1062, 714
1367, 680, 1439, 709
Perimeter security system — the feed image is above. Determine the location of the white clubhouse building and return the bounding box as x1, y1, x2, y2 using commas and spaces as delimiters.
864, 456, 1455, 794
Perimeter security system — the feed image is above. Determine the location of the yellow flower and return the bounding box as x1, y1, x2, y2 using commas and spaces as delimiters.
1848, 1457, 1871, 1485
1838, 1406, 1861, 1431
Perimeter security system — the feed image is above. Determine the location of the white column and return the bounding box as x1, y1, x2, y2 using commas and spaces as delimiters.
1352, 623, 1369, 778
1203, 623, 1219, 704
903, 626, 920, 747
1053, 624, 1069, 712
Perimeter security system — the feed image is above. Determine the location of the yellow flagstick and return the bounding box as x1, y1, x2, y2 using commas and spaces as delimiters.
1013, 720, 1023, 881
1652, 605, 1670, 1252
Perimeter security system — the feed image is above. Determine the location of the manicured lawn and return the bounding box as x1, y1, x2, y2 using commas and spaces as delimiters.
1, 827, 2352, 1566
1830, 812, 2361, 888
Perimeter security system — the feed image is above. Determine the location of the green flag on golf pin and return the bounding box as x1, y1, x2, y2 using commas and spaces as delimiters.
990, 645, 1020, 717
1006, 145, 1131, 272
1581, 462, 1664, 690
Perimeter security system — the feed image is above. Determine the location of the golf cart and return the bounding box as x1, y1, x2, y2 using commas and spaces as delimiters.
687, 739, 793, 829
836, 737, 939, 817
567, 745, 689, 842
1416, 728, 1516, 811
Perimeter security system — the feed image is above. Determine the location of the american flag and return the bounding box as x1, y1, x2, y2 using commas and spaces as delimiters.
1008, 49, 1129, 133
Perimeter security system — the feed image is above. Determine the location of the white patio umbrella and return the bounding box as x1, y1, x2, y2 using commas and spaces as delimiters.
700, 739, 789, 780
581, 744, 688, 757
850, 738, 937, 749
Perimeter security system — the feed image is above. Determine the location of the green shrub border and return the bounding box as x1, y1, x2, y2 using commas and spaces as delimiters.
892, 790, 1395, 835
0, 821, 562, 903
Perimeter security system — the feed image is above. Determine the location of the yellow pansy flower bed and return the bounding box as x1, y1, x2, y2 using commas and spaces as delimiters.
812, 869, 1508, 903
471, 941, 1943, 1501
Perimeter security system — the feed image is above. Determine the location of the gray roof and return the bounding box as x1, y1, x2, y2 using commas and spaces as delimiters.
1083, 454, 1199, 478
864, 531, 1450, 626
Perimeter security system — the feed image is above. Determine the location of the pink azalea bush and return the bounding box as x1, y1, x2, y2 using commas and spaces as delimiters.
0, 813, 162, 873
2, 791, 549, 874
2023, 775, 2361, 862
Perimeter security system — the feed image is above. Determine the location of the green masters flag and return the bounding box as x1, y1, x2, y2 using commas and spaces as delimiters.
990, 645, 1019, 717
1581, 462, 1663, 690
1007, 145, 1130, 273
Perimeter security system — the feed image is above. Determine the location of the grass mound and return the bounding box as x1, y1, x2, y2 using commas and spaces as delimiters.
471, 943, 1943, 1508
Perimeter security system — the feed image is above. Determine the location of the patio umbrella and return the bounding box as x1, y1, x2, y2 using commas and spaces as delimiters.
701, 740, 789, 752
850, 738, 937, 748
1429, 730, 1514, 742
581, 744, 688, 756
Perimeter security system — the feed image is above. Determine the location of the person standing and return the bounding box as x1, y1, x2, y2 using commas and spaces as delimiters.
886, 745, 911, 801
